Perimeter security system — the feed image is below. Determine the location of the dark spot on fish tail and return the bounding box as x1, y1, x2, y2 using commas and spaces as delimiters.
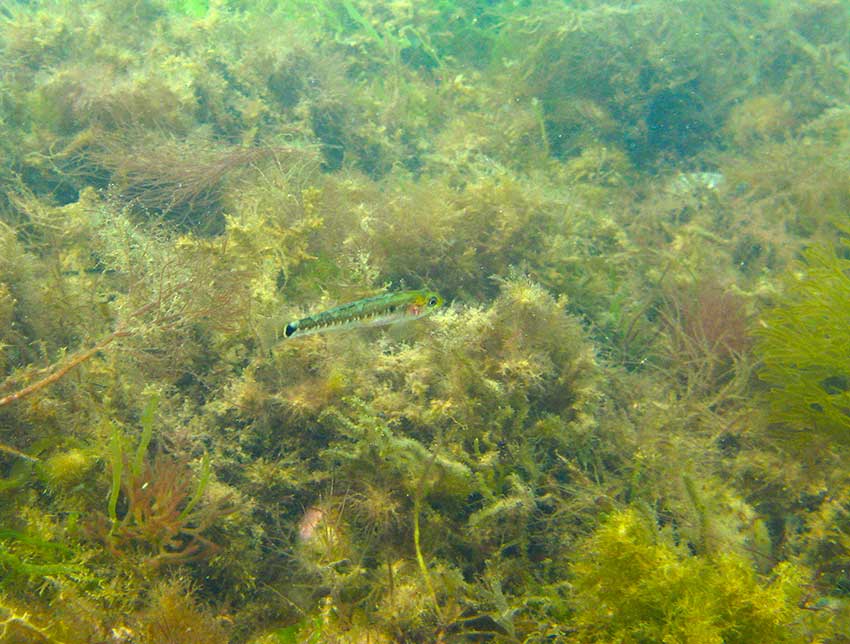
285, 322, 298, 338
388, 305, 396, 313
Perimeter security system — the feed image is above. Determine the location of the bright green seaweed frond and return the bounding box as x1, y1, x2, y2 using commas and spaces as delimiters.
755, 240, 850, 445
571, 508, 808, 644
172, 0, 209, 17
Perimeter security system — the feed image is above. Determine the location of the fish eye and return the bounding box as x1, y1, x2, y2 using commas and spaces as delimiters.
428, 296, 438, 306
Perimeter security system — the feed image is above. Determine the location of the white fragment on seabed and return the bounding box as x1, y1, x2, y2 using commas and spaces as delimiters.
298, 506, 325, 542
668, 171, 725, 195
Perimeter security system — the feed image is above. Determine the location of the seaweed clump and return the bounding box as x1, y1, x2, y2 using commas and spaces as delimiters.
570, 508, 809, 643
276, 277, 600, 639
755, 239, 850, 446
93, 133, 289, 234
86, 400, 235, 573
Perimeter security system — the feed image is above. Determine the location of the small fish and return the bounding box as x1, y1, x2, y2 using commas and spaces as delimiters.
283, 290, 443, 339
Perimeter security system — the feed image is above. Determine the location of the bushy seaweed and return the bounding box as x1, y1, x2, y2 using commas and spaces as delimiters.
756, 239, 850, 446
2, 0, 850, 641
571, 508, 809, 643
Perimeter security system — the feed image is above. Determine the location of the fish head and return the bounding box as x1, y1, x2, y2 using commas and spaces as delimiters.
405, 290, 444, 318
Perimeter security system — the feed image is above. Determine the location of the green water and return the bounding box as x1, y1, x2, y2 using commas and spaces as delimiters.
1, 1, 849, 641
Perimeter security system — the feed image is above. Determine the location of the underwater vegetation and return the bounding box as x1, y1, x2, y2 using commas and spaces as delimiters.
2, 0, 850, 641
570, 508, 809, 643
756, 238, 850, 447
86, 398, 234, 572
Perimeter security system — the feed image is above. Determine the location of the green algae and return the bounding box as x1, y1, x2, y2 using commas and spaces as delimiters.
755, 239, 850, 446
0, 529, 83, 583
571, 508, 810, 643
0, 0, 850, 641
173, 0, 209, 17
